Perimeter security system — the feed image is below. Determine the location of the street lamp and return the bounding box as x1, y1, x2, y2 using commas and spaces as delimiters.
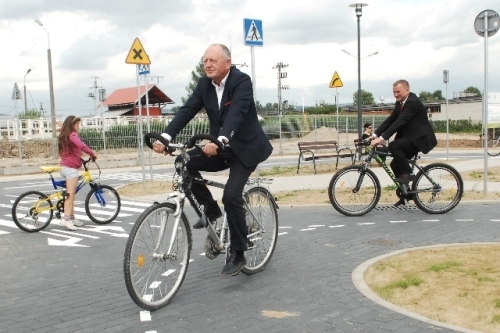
342, 49, 378, 60
23, 69, 31, 113
35, 18, 57, 156
348, 3, 369, 140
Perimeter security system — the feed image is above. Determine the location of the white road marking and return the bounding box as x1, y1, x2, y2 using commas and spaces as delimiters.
0, 230, 10, 235
422, 220, 439, 222
41, 231, 88, 247
456, 219, 474, 222
358, 222, 375, 225
278, 232, 288, 236
52, 230, 99, 239
0, 219, 17, 228
308, 225, 325, 228
329, 225, 345, 228
140, 311, 151, 321
390, 220, 407, 223
279, 226, 292, 229
299, 228, 316, 231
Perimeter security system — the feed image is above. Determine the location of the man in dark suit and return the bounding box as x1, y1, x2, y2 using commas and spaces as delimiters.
370, 79, 437, 185
152, 43, 273, 276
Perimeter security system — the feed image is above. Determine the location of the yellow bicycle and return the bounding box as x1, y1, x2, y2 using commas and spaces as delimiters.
11, 158, 121, 232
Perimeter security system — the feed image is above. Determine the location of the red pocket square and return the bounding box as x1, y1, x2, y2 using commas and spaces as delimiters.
224, 101, 232, 106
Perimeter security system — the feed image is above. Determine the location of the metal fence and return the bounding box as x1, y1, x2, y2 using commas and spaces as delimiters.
0, 114, 481, 174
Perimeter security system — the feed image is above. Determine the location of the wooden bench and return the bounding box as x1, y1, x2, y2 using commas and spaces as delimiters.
297, 141, 355, 174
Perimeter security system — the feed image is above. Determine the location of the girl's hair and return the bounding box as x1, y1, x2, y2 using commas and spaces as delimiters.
58, 116, 81, 156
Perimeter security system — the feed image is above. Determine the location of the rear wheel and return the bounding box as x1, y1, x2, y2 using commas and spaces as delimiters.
85, 184, 121, 224
124, 202, 192, 311
241, 187, 279, 275
412, 163, 463, 214
328, 165, 381, 216
12, 191, 53, 232
487, 139, 500, 157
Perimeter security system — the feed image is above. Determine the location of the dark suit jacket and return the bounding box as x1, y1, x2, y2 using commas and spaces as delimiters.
164, 67, 273, 168
375, 92, 437, 154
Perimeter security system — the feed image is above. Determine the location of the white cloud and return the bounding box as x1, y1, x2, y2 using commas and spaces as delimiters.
0, 0, 499, 116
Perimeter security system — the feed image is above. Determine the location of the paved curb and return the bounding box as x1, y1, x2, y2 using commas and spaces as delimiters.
352, 242, 498, 333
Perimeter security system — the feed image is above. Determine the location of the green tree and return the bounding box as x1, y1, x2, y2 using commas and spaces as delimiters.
353, 90, 375, 105
18, 109, 43, 119
419, 91, 433, 102
181, 58, 206, 104
264, 102, 278, 111
464, 86, 481, 97
255, 100, 265, 112
433, 90, 443, 100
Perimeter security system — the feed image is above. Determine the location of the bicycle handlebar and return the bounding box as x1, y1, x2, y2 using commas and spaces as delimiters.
144, 133, 224, 152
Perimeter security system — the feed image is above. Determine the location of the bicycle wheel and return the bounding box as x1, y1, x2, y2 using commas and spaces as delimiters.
241, 187, 279, 275
12, 191, 53, 232
124, 202, 192, 311
412, 163, 463, 214
487, 140, 500, 157
328, 165, 381, 216
85, 184, 121, 224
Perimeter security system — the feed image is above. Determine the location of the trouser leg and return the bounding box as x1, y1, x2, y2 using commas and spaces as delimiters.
222, 158, 254, 252
389, 138, 419, 177
176, 147, 228, 205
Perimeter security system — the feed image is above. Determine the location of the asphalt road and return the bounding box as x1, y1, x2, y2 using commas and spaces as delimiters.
1, 198, 499, 332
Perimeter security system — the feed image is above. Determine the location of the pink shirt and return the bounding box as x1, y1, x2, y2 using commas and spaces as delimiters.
60, 132, 95, 169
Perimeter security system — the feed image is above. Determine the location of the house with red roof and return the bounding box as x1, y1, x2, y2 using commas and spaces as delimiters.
100, 85, 174, 117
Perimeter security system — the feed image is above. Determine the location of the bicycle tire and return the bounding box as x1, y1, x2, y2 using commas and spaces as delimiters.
328, 165, 381, 216
85, 184, 121, 224
124, 202, 192, 311
12, 191, 54, 232
241, 187, 279, 275
487, 140, 500, 157
412, 163, 463, 214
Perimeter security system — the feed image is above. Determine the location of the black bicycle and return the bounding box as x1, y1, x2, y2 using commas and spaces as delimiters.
328, 139, 463, 216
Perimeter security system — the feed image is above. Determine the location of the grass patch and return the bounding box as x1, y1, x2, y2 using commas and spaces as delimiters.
425, 261, 462, 272
365, 245, 500, 333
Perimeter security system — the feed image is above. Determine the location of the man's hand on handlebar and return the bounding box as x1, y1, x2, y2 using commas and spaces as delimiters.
203, 142, 219, 157
370, 137, 385, 147
153, 140, 170, 155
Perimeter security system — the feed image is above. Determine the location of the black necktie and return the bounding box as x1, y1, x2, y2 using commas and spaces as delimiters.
400, 102, 404, 112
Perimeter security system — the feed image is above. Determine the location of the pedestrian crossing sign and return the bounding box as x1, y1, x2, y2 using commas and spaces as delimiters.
244, 18, 263, 46
329, 71, 343, 88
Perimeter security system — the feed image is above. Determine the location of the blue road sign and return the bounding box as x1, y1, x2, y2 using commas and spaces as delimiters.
138, 64, 150, 76
244, 18, 263, 46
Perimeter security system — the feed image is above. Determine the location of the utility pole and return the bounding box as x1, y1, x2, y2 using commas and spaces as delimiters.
88, 77, 101, 116
272, 62, 289, 154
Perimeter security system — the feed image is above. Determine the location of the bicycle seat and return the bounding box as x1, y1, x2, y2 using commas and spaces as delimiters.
40, 166, 62, 173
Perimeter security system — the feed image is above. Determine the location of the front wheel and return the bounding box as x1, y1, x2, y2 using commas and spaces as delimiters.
328, 165, 381, 216
124, 202, 192, 311
412, 163, 463, 214
487, 139, 500, 157
85, 184, 121, 224
241, 187, 279, 275
12, 191, 53, 232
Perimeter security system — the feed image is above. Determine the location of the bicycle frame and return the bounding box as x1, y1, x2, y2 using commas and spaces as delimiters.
360, 144, 441, 194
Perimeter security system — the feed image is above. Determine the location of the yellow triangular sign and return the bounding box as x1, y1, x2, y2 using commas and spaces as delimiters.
329, 71, 343, 88
125, 38, 151, 65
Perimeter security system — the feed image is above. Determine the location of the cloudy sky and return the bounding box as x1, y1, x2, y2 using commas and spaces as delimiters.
1, 0, 499, 117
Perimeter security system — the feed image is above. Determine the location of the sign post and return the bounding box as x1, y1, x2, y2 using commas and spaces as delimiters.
126, 38, 151, 188
329, 71, 344, 144
474, 9, 499, 194
244, 18, 263, 102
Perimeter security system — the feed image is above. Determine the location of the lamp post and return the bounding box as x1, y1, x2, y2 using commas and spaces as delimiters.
272, 62, 289, 154
348, 3, 369, 140
23, 69, 31, 113
35, 18, 57, 156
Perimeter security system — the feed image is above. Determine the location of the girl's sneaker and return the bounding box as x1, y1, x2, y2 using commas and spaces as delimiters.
60, 217, 77, 231
71, 217, 83, 227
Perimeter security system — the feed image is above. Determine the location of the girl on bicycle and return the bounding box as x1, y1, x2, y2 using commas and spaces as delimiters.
58, 115, 97, 230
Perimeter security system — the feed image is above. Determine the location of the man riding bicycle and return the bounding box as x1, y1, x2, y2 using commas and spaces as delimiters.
152, 43, 273, 276
370, 80, 437, 205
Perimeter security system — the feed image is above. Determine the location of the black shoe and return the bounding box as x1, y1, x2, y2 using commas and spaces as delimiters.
221, 250, 246, 276
192, 201, 222, 229
394, 199, 407, 207
394, 173, 416, 183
